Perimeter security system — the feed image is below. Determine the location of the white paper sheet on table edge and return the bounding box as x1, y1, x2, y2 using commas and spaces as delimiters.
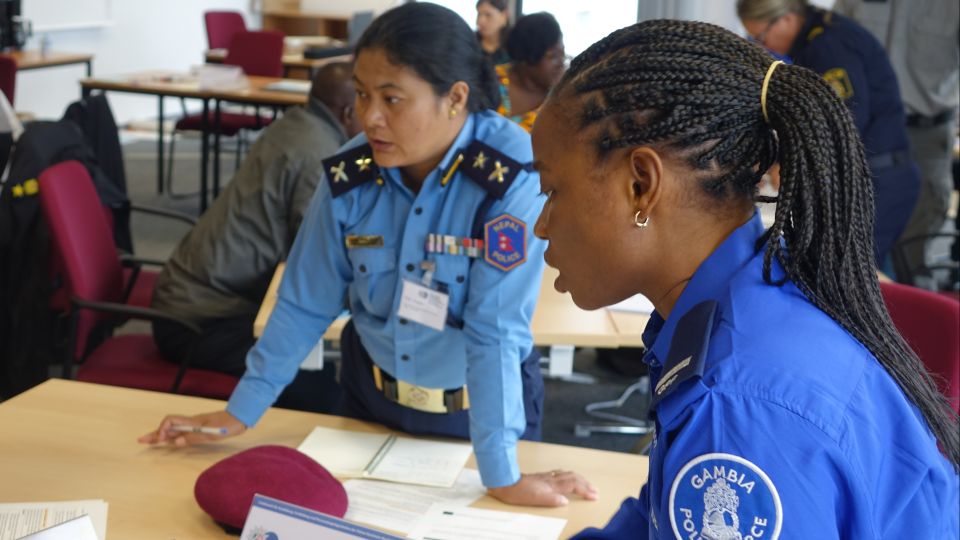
406, 504, 567, 540
342, 468, 485, 535
608, 294, 654, 314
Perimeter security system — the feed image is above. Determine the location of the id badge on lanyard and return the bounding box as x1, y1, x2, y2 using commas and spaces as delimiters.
397, 261, 448, 331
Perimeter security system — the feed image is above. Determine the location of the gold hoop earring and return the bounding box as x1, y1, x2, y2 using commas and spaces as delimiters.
634, 210, 649, 228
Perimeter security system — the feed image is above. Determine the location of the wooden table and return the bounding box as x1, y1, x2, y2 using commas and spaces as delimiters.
254, 264, 651, 377
0, 379, 647, 538
9, 50, 93, 76
205, 49, 352, 79
79, 72, 312, 213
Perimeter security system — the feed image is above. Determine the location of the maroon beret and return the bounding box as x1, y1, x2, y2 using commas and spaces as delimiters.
195, 445, 348, 531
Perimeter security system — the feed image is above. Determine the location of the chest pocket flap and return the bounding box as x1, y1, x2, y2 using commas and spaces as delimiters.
347, 247, 396, 317
347, 247, 396, 275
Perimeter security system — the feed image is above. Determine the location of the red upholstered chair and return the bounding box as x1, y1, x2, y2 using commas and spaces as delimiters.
38, 161, 239, 398
205, 11, 247, 50
0, 54, 16, 105
47, 184, 197, 314
223, 30, 285, 78
167, 30, 285, 196
880, 281, 960, 414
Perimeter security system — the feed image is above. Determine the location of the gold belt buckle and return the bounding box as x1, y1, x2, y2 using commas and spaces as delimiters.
372, 365, 469, 413
396, 380, 448, 413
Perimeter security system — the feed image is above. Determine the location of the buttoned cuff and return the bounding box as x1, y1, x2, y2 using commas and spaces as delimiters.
474, 446, 521, 488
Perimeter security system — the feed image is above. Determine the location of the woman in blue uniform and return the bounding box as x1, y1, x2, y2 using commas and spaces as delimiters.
140, 3, 596, 508
531, 19, 959, 538
737, 0, 920, 268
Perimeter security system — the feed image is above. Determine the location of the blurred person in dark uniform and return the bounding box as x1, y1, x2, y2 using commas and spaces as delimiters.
834, 0, 959, 287
738, 0, 920, 266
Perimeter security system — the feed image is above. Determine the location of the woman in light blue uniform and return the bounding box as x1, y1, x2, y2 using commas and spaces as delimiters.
530, 20, 959, 538
141, 3, 597, 508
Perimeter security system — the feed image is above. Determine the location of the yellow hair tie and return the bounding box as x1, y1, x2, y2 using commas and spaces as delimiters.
761, 60, 784, 124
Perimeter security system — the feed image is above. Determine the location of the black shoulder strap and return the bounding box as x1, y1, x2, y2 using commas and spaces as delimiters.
650, 300, 718, 409
459, 140, 524, 200
321, 144, 379, 198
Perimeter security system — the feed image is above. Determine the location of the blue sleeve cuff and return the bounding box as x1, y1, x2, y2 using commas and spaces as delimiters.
474, 446, 521, 488
226, 376, 276, 427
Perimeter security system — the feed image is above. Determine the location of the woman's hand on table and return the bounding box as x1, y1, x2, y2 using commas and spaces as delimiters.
487, 470, 598, 507
137, 410, 246, 446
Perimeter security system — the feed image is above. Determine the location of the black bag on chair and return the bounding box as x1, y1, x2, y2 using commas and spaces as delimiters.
7, 119, 131, 251
0, 117, 130, 399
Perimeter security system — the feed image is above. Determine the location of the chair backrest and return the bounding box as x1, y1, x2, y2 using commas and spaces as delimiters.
0, 54, 17, 105
204, 11, 247, 50
880, 281, 960, 414
224, 30, 285, 78
38, 161, 125, 358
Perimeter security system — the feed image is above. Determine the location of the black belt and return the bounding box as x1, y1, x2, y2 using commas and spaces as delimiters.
867, 150, 911, 171
906, 110, 955, 128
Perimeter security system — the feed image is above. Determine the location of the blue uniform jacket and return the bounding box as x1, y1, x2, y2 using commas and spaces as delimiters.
226, 111, 546, 488
788, 7, 910, 157
574, 212, 959, 539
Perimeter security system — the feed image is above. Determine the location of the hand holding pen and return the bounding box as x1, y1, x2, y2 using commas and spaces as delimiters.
137, 410, 247, 447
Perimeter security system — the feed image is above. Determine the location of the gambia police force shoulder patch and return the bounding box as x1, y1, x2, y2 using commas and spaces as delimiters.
669, 453, 782, 540
483, 214, 526, 271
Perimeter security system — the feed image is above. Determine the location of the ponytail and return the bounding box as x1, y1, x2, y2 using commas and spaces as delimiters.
762, 52, 960, 468
557, 19, 959, 468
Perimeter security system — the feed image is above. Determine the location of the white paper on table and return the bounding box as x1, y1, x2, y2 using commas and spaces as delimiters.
17, 515, 98, 540
299, 425, 391, 476
0, 499, 108, 540
298, 426, 473, 487
367, 436, 472, 487
343, 469, 485, 534
608, 294, 654, 314
263, 80, 312, 94
241, 494, 401, 539
407, 504, 567, 540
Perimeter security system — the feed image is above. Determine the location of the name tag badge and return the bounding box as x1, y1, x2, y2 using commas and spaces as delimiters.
397, 280, 448, 331
345, 235, 384, 249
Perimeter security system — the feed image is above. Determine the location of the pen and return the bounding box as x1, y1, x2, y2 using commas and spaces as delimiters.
169, 425, 228, 436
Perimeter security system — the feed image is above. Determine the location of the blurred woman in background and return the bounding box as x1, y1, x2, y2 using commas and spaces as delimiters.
496, 12, 565, 132
476, 0, 511, 65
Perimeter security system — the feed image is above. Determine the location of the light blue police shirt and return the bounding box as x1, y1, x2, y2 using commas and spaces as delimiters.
574, 212, 960, 539
227, 111, 546, 488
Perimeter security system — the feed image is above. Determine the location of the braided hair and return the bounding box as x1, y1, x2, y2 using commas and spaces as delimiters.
554, 19, 959, 468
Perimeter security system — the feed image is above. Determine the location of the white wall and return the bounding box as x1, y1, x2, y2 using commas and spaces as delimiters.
16, 0, 252, 125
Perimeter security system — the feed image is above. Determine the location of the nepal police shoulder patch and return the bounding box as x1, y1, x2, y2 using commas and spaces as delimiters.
669, 453, 782, 540
483, 214, 526, 271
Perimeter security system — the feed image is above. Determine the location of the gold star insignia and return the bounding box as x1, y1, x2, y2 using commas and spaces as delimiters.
330, 161, 349, 183
473, 151, 488, 169
488, 160, 509, 183
355, 155, 372, 172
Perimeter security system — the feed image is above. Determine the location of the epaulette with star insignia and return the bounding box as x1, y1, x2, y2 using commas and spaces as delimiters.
457, 141, 525, 199
321, 143, 381, 198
